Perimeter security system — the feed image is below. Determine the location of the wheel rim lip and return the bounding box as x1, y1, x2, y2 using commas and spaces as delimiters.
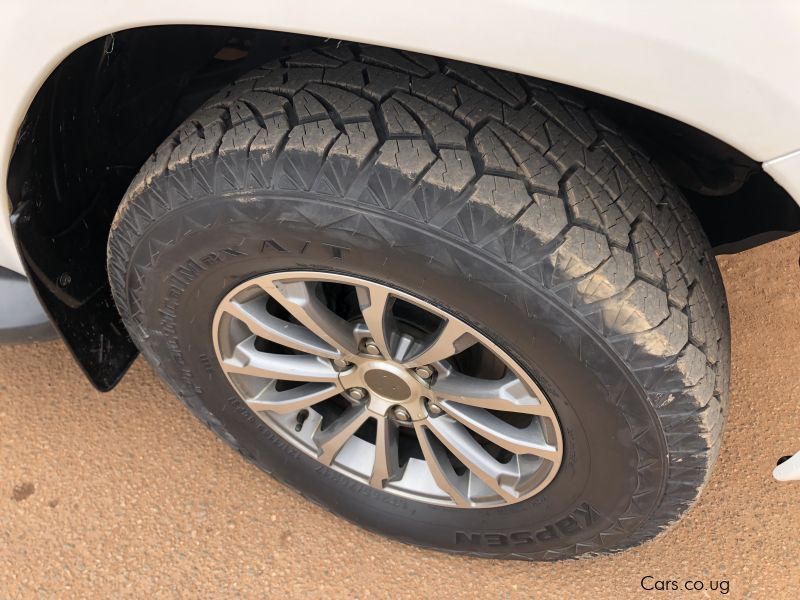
211, 269, 564, 508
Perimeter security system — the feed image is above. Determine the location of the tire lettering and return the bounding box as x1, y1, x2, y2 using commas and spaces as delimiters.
509, 531, 534, 545
322, 242, 350, 260
455, 532, 481, 545
257, 238, 350, 260
454, 502, 604, 547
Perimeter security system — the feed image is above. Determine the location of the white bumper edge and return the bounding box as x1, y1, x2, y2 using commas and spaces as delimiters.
763, 148, 800, 209
773, 452, 800, 482
0, 266, 56, 344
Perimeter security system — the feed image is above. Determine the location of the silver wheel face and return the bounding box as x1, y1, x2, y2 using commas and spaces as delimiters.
212, 271, 563, 508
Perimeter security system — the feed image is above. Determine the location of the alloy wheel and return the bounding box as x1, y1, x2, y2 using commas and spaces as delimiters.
212, 271, 563, 508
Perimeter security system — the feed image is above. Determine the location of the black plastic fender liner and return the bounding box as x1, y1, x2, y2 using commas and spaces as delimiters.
10, 204, 138, 390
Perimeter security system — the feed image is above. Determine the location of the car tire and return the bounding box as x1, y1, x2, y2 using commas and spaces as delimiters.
107, 43, 730, 560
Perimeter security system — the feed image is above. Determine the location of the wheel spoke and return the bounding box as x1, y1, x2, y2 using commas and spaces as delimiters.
260, 279, 359, 356
432, 372, 551, 416
245, 381, 342, 415
356, 284, 398, 359
221, 297, 340, 359
400, 318, 477, 368
370, 417, 400, 487
222, 336, 340, 382
413, 422, 471, 507
438, 402, 558, 460
315, 404, 371, 464
425, 416, 520, 502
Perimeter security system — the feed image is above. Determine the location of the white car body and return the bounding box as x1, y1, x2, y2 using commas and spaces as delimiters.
0, 0, 798, 481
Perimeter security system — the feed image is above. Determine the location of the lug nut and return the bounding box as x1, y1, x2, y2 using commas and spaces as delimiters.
363, 339, 381, 356
415, 365, 434, 379
332, 358, 351, 370
393, 406, 411, 421
427, 402, 443, 416
348, 388, 367, 401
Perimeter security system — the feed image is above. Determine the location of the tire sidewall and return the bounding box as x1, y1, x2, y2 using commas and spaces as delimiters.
122, 191, 667, 557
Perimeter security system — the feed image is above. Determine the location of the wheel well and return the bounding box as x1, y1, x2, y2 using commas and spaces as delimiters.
7, 25, 799, 389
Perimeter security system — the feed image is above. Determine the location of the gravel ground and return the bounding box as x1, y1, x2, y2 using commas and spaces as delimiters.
1, 233, 799, 599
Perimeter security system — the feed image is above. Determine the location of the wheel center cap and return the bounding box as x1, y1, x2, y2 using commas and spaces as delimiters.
363, 369, 411, 401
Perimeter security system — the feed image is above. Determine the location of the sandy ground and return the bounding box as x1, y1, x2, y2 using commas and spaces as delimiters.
1, 233, 799, 599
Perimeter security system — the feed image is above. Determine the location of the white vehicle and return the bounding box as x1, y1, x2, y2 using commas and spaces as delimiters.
1, 1, 798, 560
